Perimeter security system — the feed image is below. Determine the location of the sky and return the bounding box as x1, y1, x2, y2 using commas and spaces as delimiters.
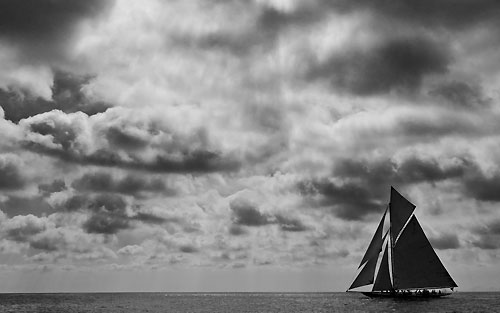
0, 0, 500, 292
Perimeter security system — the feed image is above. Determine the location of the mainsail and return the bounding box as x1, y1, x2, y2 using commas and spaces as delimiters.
393, 216, 457, 289
347, 186, 457, 293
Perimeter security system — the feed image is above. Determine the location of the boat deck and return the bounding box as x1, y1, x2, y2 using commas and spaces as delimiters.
362, 291, 452, 298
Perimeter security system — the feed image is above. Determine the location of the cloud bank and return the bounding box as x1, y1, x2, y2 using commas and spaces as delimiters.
0, 0, 500, 292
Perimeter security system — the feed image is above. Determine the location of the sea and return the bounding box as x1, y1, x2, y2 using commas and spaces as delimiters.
0, 292, 498, 313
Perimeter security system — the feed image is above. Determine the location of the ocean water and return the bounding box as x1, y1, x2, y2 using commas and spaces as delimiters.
0, 292, 498, 313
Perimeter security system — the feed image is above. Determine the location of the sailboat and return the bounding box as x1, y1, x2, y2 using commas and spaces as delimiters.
347, 187, 457, 298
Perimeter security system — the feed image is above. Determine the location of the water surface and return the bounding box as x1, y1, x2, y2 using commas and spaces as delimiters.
0, 292, 498, 312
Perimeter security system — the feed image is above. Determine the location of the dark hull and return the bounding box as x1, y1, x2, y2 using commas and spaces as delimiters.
362, 291, 451, 298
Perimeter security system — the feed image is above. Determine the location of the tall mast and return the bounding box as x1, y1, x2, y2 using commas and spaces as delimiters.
389, 202, 395, 290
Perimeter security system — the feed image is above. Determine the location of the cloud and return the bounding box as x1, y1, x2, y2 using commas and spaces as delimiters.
3, 214, 49, 242
20, 108, 241, 173
307, 36, 449, 95
28, 226, 115, 263
334, 155, 472, 186
56, 193, 130, 235
0, 0, 114, 60
298, 180, 381, 220
132, 212, 167, 225
429, 81, 491, 110
0, 154, 25, 190
330, 0, 500, 30
471, 219, 500, 250
429, 233, 461, 250
117, 244, 144, 256
464, 172, 500, 202
0, 1, 115, 99
60, 194, 87, 212
394, 156, 468, 183
275, 214, 308, 232
179, 244, 198, 253
0, 71, 111, 123
0, 196, 53, 217
228, 225, 247, 236
230, 198, 272, 226
83, 211, 129, 235
71, 172, 170, 196
104, 126, 150, 150
56, 193, 174, 234
38, 179, 67, 196
228, 196, 310, 232
1, 0, 500, 287
298, 155, 475, 220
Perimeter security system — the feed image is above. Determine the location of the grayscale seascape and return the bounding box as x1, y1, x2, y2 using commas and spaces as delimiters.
0, 292, 499, 313
2, 1, 500, 311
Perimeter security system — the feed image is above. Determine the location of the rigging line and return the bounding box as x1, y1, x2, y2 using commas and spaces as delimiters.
393, 212, 416, 246
389, 203, 396, 289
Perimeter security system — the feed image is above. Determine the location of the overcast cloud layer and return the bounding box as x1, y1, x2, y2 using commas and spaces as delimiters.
1, 0, 500, 292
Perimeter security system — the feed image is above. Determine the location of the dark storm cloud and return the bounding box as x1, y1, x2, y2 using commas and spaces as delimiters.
299, 156, 472, 220
32, 145, 241, 173
396, 157, 467, 183
179, 245, 198, 253
0, 196, 53, 217
83, 194, 129, 235
28, 118, 78, 151
81, 150, 240, 173
22, 110, 241, 173
38, 179, 67, 196
150, 151, 240, 173
307, 36, 449, 95
105, 126, 150, 150
228, 200, 308, 232
228, 225, 247, 236
57, 193, 130, 234
429, 81, 491, 109
132, 212, 167, 225
0, 71, 110, 123
0, 0, 115, 59
71, 172, 170, 196
328, 0, 500, 29
230, 198, 271, 226
29, 236, 59, 252
464, 172, 500, 202
0, 158, 25, 189
275, 214, 308, 232
176, 3, 322, 56
62, 194, 87, 212
298, 180, 382, 220
335, 156, 468, 186
57, 193, 171, 234
400, 119, 461, 139
87, 193, 127, 214
429, 233, 461, 250
83, 211, 129, 235
256, 5, 322, 34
